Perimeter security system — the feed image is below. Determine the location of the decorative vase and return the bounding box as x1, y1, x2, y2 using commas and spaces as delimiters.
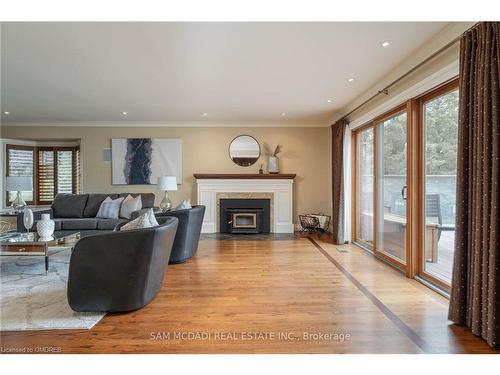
37, 213, 55, 239
23, 208, 34, 233
268, 156, 279, 174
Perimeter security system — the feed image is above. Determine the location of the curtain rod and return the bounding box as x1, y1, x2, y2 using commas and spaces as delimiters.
340, 22, 481, 122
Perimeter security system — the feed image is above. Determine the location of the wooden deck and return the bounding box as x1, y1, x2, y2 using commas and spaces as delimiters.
425, 231, 454, 283
0, 236, 496, 354
372, 225, 454, 284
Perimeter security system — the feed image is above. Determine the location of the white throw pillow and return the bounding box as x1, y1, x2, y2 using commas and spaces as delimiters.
96, 196, 112, 214
96, 197, 124, 219
147, 208, 159, 226
120, 194, 142, 219
120, 212, 152, 231
173, 199, 192, 211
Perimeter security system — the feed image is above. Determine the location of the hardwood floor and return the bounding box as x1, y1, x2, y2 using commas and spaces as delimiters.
1, 236, 498, 354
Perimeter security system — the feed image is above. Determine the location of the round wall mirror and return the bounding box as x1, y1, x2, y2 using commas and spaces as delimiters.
229, 135, 261, 167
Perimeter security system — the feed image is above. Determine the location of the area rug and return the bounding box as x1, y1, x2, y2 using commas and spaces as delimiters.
0, 248, 105, 331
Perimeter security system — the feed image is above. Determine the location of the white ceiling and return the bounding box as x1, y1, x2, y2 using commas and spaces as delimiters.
0, 22, 448, 125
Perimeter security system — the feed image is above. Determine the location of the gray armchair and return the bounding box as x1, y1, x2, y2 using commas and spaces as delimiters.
156, 205, 205, 264
67, 216, 178, 312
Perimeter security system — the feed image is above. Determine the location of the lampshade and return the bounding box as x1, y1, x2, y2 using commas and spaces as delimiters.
6, 176, 33, 191
157, 176, 178, 191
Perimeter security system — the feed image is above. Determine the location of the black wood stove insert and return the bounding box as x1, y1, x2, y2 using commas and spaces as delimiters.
219, 198, 271, 234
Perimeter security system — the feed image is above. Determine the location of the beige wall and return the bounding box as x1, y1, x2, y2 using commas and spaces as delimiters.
0, 125, 332, 224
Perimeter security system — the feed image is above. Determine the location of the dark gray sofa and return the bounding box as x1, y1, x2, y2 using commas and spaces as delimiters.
17, 193, 155, 233
156, 205, 205, 264
67, 216, 178, 312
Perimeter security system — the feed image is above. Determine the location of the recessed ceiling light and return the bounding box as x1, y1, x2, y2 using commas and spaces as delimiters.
201, 112, 209, 117
381, 41, 391, 47
327, 99, 333, 103
347, 78, 355, 83
3, 111, 10, 115
280, 112, 286, 117
121, 111, 128, 116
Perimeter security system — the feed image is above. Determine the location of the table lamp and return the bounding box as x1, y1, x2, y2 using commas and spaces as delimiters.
6, 176, 33, 211
157, 176, 177, 212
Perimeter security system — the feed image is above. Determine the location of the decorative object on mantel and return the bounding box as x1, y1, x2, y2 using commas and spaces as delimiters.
229, 135, 261, 167
268, 145, 282, 174
23, 208, 34, 233
258, 163, 264, 174
6, 176, 33, 212
111, 138, 182, 185
299, 213, 331, 237
158, 175, 178, 212
36, 213, 55, 240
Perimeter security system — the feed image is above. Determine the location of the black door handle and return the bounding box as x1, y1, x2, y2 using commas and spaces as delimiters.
401, 186, 407, 200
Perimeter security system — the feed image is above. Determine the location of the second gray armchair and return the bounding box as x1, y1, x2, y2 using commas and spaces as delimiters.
156, 205, 205, 264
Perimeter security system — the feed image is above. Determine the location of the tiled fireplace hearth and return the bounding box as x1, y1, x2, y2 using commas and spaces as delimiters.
194, 174, 295, 233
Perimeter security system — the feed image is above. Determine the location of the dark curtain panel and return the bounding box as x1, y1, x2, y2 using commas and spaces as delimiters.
449, 22, 500, 348
331, 118, 348, 244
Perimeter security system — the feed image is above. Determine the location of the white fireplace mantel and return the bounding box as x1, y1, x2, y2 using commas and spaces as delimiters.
194, 174, 295, 233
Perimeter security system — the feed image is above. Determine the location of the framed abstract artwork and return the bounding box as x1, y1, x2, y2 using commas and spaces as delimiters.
111, 138, 182, 185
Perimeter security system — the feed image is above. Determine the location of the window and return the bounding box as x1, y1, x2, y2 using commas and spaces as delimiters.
6, 145, 35, 205
37, 147, 81, 204
37, 148, 55, 204
354, 126, 374, 248
57, 149, 75, 194
419, 81, 459, 287
375, 109, 408, 266
5, 145, 81, 206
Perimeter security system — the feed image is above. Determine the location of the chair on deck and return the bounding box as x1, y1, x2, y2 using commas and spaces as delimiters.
425, 194, 455, 241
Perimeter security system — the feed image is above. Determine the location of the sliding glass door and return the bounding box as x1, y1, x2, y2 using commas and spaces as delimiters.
419, 81, 459, 287
352, 78, 459, 291
353, 107, 409, 270
375, 108, 408, 268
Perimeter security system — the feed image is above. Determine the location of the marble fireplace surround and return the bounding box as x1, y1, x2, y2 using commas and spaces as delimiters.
194, 174, 295, 233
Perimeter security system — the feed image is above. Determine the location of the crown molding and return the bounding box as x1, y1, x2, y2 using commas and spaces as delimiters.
0, 120, 329, 128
